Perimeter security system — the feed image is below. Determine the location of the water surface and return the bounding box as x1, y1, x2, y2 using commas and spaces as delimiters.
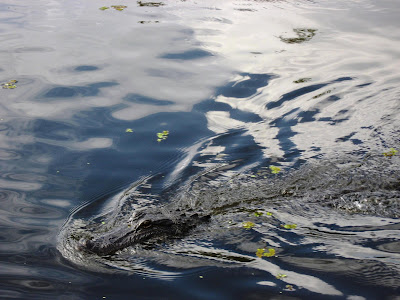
0, 0, 399, 299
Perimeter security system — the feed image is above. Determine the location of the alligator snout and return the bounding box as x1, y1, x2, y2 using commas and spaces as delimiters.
77, 213, 211, 256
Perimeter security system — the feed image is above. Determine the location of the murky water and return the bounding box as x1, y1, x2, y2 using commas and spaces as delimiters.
0, 0, 399, 299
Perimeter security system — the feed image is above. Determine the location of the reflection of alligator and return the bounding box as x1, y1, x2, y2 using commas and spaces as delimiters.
80, 211, 210, 256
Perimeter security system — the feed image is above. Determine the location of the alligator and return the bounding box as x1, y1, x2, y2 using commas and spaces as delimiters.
61, 153, 400, 263
80, 210, 210, 256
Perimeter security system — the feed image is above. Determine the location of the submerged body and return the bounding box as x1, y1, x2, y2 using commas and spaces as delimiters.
65, 153, 400, 261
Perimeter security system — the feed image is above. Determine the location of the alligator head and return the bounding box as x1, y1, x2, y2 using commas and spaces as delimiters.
79, 211, 210, 256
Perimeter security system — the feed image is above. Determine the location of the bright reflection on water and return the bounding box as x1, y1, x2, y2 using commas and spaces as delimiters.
0, 0, 399, 299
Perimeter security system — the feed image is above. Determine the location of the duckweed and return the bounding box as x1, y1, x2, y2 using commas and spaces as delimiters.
157, 130, 169, 142
2, 79, 17, 89
269, 166, 281, 174
243, 221, 255, 229
383, 148, 397, 158
256, 248, 275, 258
282, 224, 297, 229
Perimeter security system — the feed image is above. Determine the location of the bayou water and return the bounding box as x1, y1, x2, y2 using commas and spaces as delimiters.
0, 0, 399, 299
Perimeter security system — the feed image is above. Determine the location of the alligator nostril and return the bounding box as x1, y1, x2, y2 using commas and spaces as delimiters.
85, 240, 94, 249
76, 238, 94, 253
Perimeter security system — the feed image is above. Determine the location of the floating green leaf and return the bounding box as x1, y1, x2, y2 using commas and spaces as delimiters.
256, 248, 276, 258
269, 166, 281, 174
256, 248, 265, 258
125, 128, 133, 133
157, 130, 169, 142
264, 248, 275, 257
276, 273, 287, 279
282, 224, 297, 229
2, 79, 18, 89
285, 284, 294, 291
383, 148, 398, 158
99, 6, 110, 10
243, 221, 255, 229
266, 212, 273, 216
254, 211, 263, 217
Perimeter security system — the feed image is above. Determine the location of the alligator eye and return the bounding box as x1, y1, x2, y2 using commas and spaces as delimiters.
141, 220, 152, 228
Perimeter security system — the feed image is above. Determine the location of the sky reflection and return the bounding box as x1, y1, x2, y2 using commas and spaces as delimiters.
0, 0, 399, 298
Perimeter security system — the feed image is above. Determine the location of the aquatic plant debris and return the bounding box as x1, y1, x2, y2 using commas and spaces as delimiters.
266, 212, 273, 216
254, 211, 263, 217
276, 273, 287, 279
313, 89, 331, 99
282, 224, 297, 229
111, 5, 127, 11
256, 248, 276, 258
293, 78, 311, 83
125, 128, 133, 133
383, 148, 397, 158
2, 79, 17, 89
138, 21, 160, 24
285, 284, 294, 291
99, 6, 127, 11
157, 130, 169, 142
269, 166, 281, 174
279, 28, 317, 44
243, 221, 255, 229
137, 1, 165, 7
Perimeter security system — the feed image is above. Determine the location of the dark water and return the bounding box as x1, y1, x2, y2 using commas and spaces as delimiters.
0, 0, 399, 299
